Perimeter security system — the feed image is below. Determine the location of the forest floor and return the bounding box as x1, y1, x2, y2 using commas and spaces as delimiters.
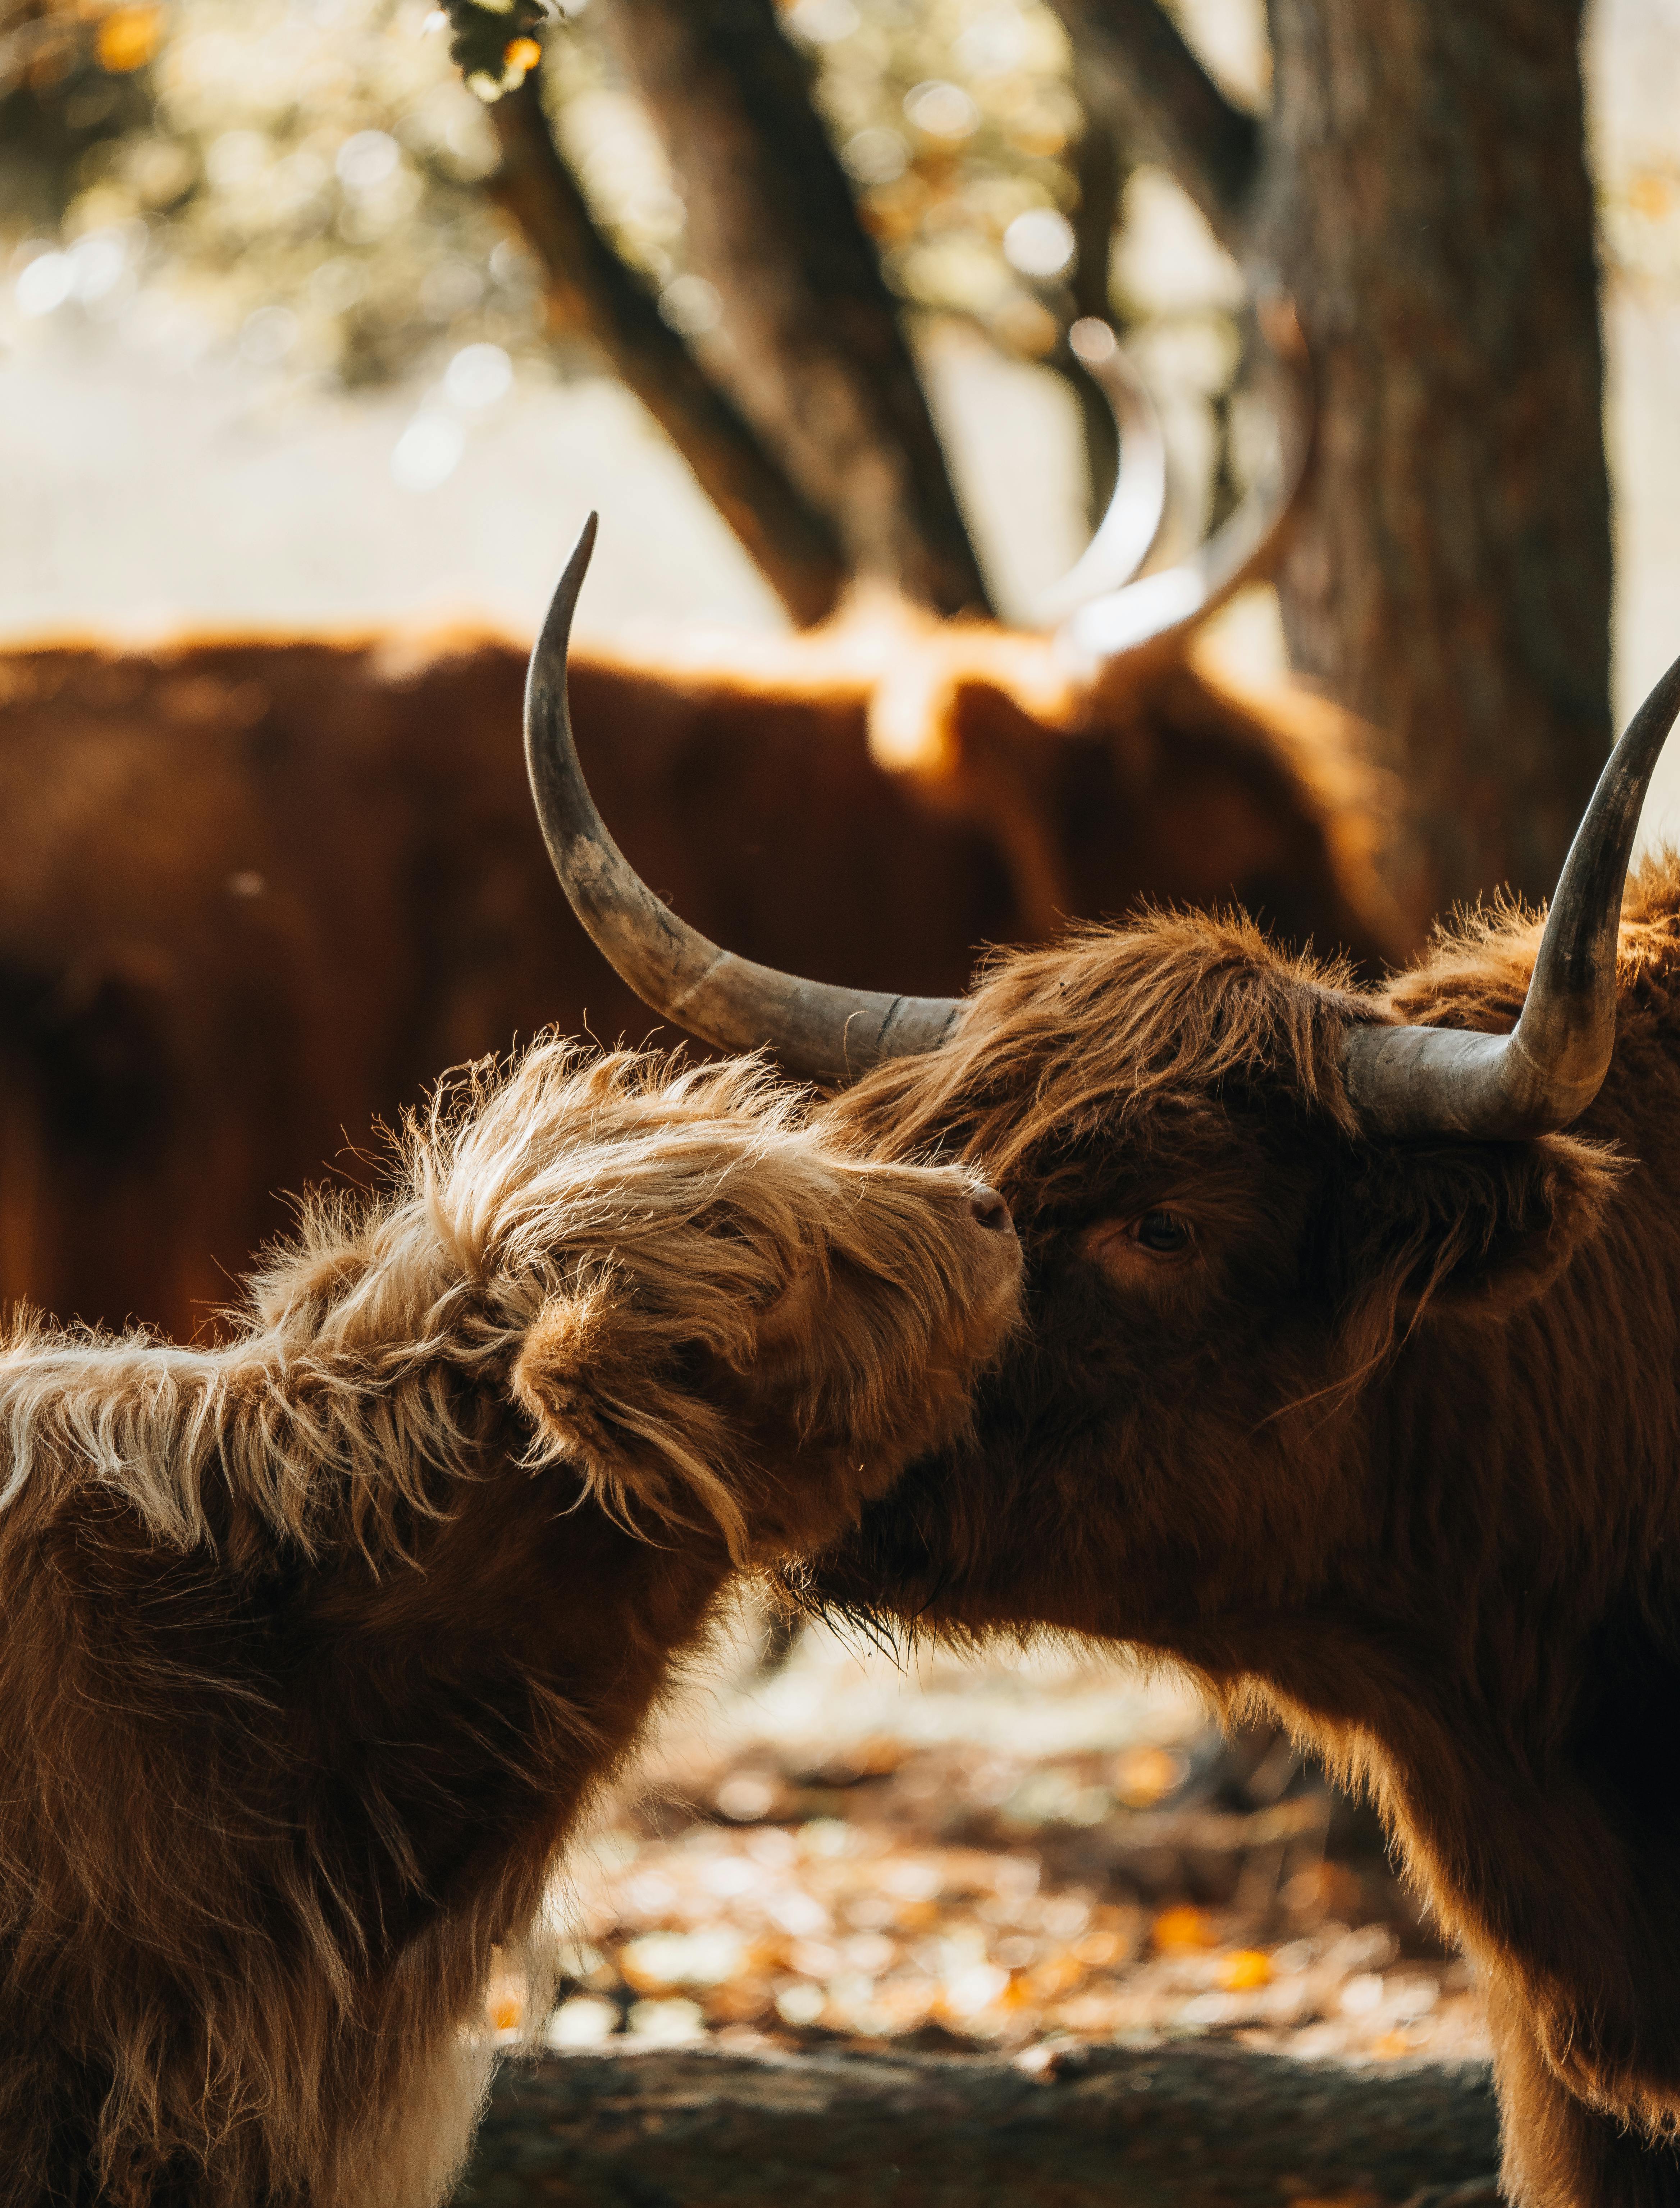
485, 1621, 1490, 2075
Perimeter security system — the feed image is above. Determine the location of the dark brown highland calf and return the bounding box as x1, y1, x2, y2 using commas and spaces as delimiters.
0, 1040, 1019, 2206
0, 319, 1397, 1341
531, 516, 1680, 2207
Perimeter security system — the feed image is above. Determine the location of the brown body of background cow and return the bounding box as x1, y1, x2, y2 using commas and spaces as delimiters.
0, 1041, 1019, 2207
0, 606, 1397, 1341
525, 532, 1680, 2207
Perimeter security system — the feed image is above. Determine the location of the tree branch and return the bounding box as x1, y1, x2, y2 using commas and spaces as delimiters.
487, 80, 849, 629
1045, 0, 1262, 254
1058, 95, 1128, 528
605, 0, 995, 618
456, 2041, 1501, 2207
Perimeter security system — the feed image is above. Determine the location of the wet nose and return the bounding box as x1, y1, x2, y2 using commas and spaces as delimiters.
966, 1183, 1014, 1234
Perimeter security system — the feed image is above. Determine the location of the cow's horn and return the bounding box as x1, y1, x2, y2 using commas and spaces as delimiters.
525, 515, 964, 1086
1058, 290, 1312, 670
1033, 320, 1168, 621
1342, 652, 1680, 1139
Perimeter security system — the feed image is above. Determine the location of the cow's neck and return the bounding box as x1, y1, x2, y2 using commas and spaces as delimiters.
297, 1457, 736, 1958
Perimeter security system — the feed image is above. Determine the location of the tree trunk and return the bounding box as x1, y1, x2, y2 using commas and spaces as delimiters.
602, 0, 994, 618
488, 82, 848, 628
453, 2041, 1501, 2207
1050, 0, 1612, 924
1261, 0, 1612, 923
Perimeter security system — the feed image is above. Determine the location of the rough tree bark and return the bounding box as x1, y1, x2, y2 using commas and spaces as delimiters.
1051, 0, 1612, 923
452, 2042, 1501, 2206
601, 0, 995, 618
488, 81, 848, 627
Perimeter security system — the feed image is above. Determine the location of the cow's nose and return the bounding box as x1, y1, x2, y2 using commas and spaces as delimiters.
967, 1183, 1013, 1233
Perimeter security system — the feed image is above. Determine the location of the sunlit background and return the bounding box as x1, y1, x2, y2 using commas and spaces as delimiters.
0, 0, 1268, 635
6, 0, 1679, 786
4, 0, 1680, 2076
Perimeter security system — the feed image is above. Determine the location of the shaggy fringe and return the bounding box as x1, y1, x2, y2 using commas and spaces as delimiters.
0, 1044, 905, 1572
0, 1038, 1019, 2207
828, 904, 1366, 1196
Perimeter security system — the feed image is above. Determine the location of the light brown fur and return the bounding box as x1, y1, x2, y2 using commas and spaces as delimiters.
0, 1041, 1020, 2206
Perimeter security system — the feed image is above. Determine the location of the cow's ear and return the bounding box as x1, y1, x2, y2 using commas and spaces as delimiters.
511, 1284, 744, 1552
1324, 1130, 1622, 1325
511, 1283, 643, 1469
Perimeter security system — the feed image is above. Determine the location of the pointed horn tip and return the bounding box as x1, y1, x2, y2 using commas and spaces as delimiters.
1342, 647, 1680, 1142
567, 510, 599, 583
531, 514, 601, 669
521, 506, 963, 1085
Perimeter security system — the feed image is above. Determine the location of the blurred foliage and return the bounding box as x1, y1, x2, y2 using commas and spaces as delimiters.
0, 0, 1238, 389
0, 0, 1279, 560
535, 0, 1100, 365
437, 0, 551, 101
0, 0, 544, 386
789, 0, 1088, 358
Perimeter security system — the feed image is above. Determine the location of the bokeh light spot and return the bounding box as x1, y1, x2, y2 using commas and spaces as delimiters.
443, 340, 512, 408
1003, 207, 1075, 280
239, 304, 298, 364
391, 411, 465, 490
842, 128, 908, 186
903, 80, 980, 142
784, 0, 859, 44
96, 6, 164, 74
15, 254, 74, 318
336, 130, 400, 193
658, 274, 722, 336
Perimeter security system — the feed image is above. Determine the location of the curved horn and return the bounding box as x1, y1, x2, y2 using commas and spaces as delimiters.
525, 515, 964, 1086
1032, 319, 1168, 621
1343, 653, 1680, 1139
1058, 290, 1312, 670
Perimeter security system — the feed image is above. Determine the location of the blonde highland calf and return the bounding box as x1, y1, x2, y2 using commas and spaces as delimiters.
0, 1041, 1020, 2207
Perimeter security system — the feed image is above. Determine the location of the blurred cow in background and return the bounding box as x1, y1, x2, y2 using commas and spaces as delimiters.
0, 311, 1402, 1340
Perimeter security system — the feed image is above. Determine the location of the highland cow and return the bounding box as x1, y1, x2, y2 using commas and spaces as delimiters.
0, 308, 1398, 1342
0, 1040, 1020, 2207
529, 514, 1680, 2207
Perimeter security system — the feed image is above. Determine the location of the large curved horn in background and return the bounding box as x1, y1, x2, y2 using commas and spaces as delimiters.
1058, 290, 1312, 670
525, 516, 964, 1086
1032, 320, 1168, 621
1343, 653, 1680, 1139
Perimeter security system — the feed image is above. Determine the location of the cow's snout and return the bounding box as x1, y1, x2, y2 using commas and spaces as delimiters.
966, 1183, 1013, 1234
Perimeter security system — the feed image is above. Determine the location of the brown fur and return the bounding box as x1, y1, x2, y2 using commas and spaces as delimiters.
0, 1041, 1020, 2206
805, 849, 1680, 2207
0, 617, 1403, 1340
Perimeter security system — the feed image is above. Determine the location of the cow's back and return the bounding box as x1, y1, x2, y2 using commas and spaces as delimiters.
0, 635, 1018, 1337
0, 625, 1401, 1337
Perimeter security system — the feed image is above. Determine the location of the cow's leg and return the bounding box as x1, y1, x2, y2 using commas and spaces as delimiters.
1489, 1974, 1680, 2206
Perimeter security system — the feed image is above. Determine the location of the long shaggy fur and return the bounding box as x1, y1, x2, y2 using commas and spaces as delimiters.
808, 851, 1680, 2208
0, 1041, 1019, 2208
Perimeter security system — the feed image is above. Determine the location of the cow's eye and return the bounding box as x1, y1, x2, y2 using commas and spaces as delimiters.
1131, 1209, 1193, 1256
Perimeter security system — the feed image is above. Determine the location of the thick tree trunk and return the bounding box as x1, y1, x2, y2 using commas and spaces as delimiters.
602, 0, 994, 618
488, 82, 848, 627
1051, 0, 1612, 924
453, 2042, 1501, 2206
1260, 0, 1612, 923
